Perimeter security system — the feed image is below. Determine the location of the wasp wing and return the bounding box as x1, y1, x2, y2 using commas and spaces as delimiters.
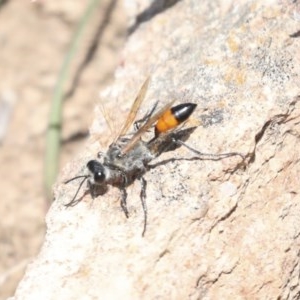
116, 77, 151, 141
99, 98, 115, 136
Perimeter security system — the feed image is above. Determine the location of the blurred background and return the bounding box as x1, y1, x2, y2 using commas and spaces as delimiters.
0, 0, 126, 298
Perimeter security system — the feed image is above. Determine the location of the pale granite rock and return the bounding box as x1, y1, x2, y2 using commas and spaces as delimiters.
11, 0, 300, 299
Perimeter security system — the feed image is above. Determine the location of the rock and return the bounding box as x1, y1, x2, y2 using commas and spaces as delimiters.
11, 0, 300, 299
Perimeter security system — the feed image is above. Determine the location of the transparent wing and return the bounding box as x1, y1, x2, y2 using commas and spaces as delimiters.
99, 99, 115, 136
116, 77, 151, 140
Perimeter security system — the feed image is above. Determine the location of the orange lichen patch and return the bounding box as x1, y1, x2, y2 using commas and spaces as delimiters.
185, 116, 201, 128
224, 68, 246, 85
203, 58, 222, 65
227, 34, 240, 53
262, 6, 281, 19
216, 100, 227, 109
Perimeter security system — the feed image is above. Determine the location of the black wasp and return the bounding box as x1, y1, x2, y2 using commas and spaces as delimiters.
65, 78, 244, 236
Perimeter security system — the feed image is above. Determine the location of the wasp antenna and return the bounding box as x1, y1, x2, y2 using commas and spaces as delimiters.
64, 175, 88, 184
65, 176, 88, 207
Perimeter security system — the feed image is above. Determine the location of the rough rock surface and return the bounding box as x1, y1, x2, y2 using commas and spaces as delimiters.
11, 0, 300, 299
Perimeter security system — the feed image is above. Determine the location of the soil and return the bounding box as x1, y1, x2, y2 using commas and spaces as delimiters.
0, 1, 126, 298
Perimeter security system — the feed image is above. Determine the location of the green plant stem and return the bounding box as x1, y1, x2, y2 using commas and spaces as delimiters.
44, 0, 101, 201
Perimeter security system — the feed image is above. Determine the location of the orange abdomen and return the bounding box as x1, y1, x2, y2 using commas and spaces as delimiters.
155, 103, 197, 137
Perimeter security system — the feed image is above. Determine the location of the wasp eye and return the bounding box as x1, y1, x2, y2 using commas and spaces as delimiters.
94, 171, 105, 182
87, 160, 106, 183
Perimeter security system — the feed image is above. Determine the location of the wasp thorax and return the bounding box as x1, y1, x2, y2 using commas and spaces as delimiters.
87, 160, 106, 183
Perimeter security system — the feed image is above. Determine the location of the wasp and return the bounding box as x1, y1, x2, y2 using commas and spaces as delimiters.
65, 78, 244, 236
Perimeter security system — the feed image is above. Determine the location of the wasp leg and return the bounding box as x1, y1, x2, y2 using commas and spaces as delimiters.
139, 177, 148, 237
134, 101, 159, 131
120, 188, 129, 218
172, 138, 245, 160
